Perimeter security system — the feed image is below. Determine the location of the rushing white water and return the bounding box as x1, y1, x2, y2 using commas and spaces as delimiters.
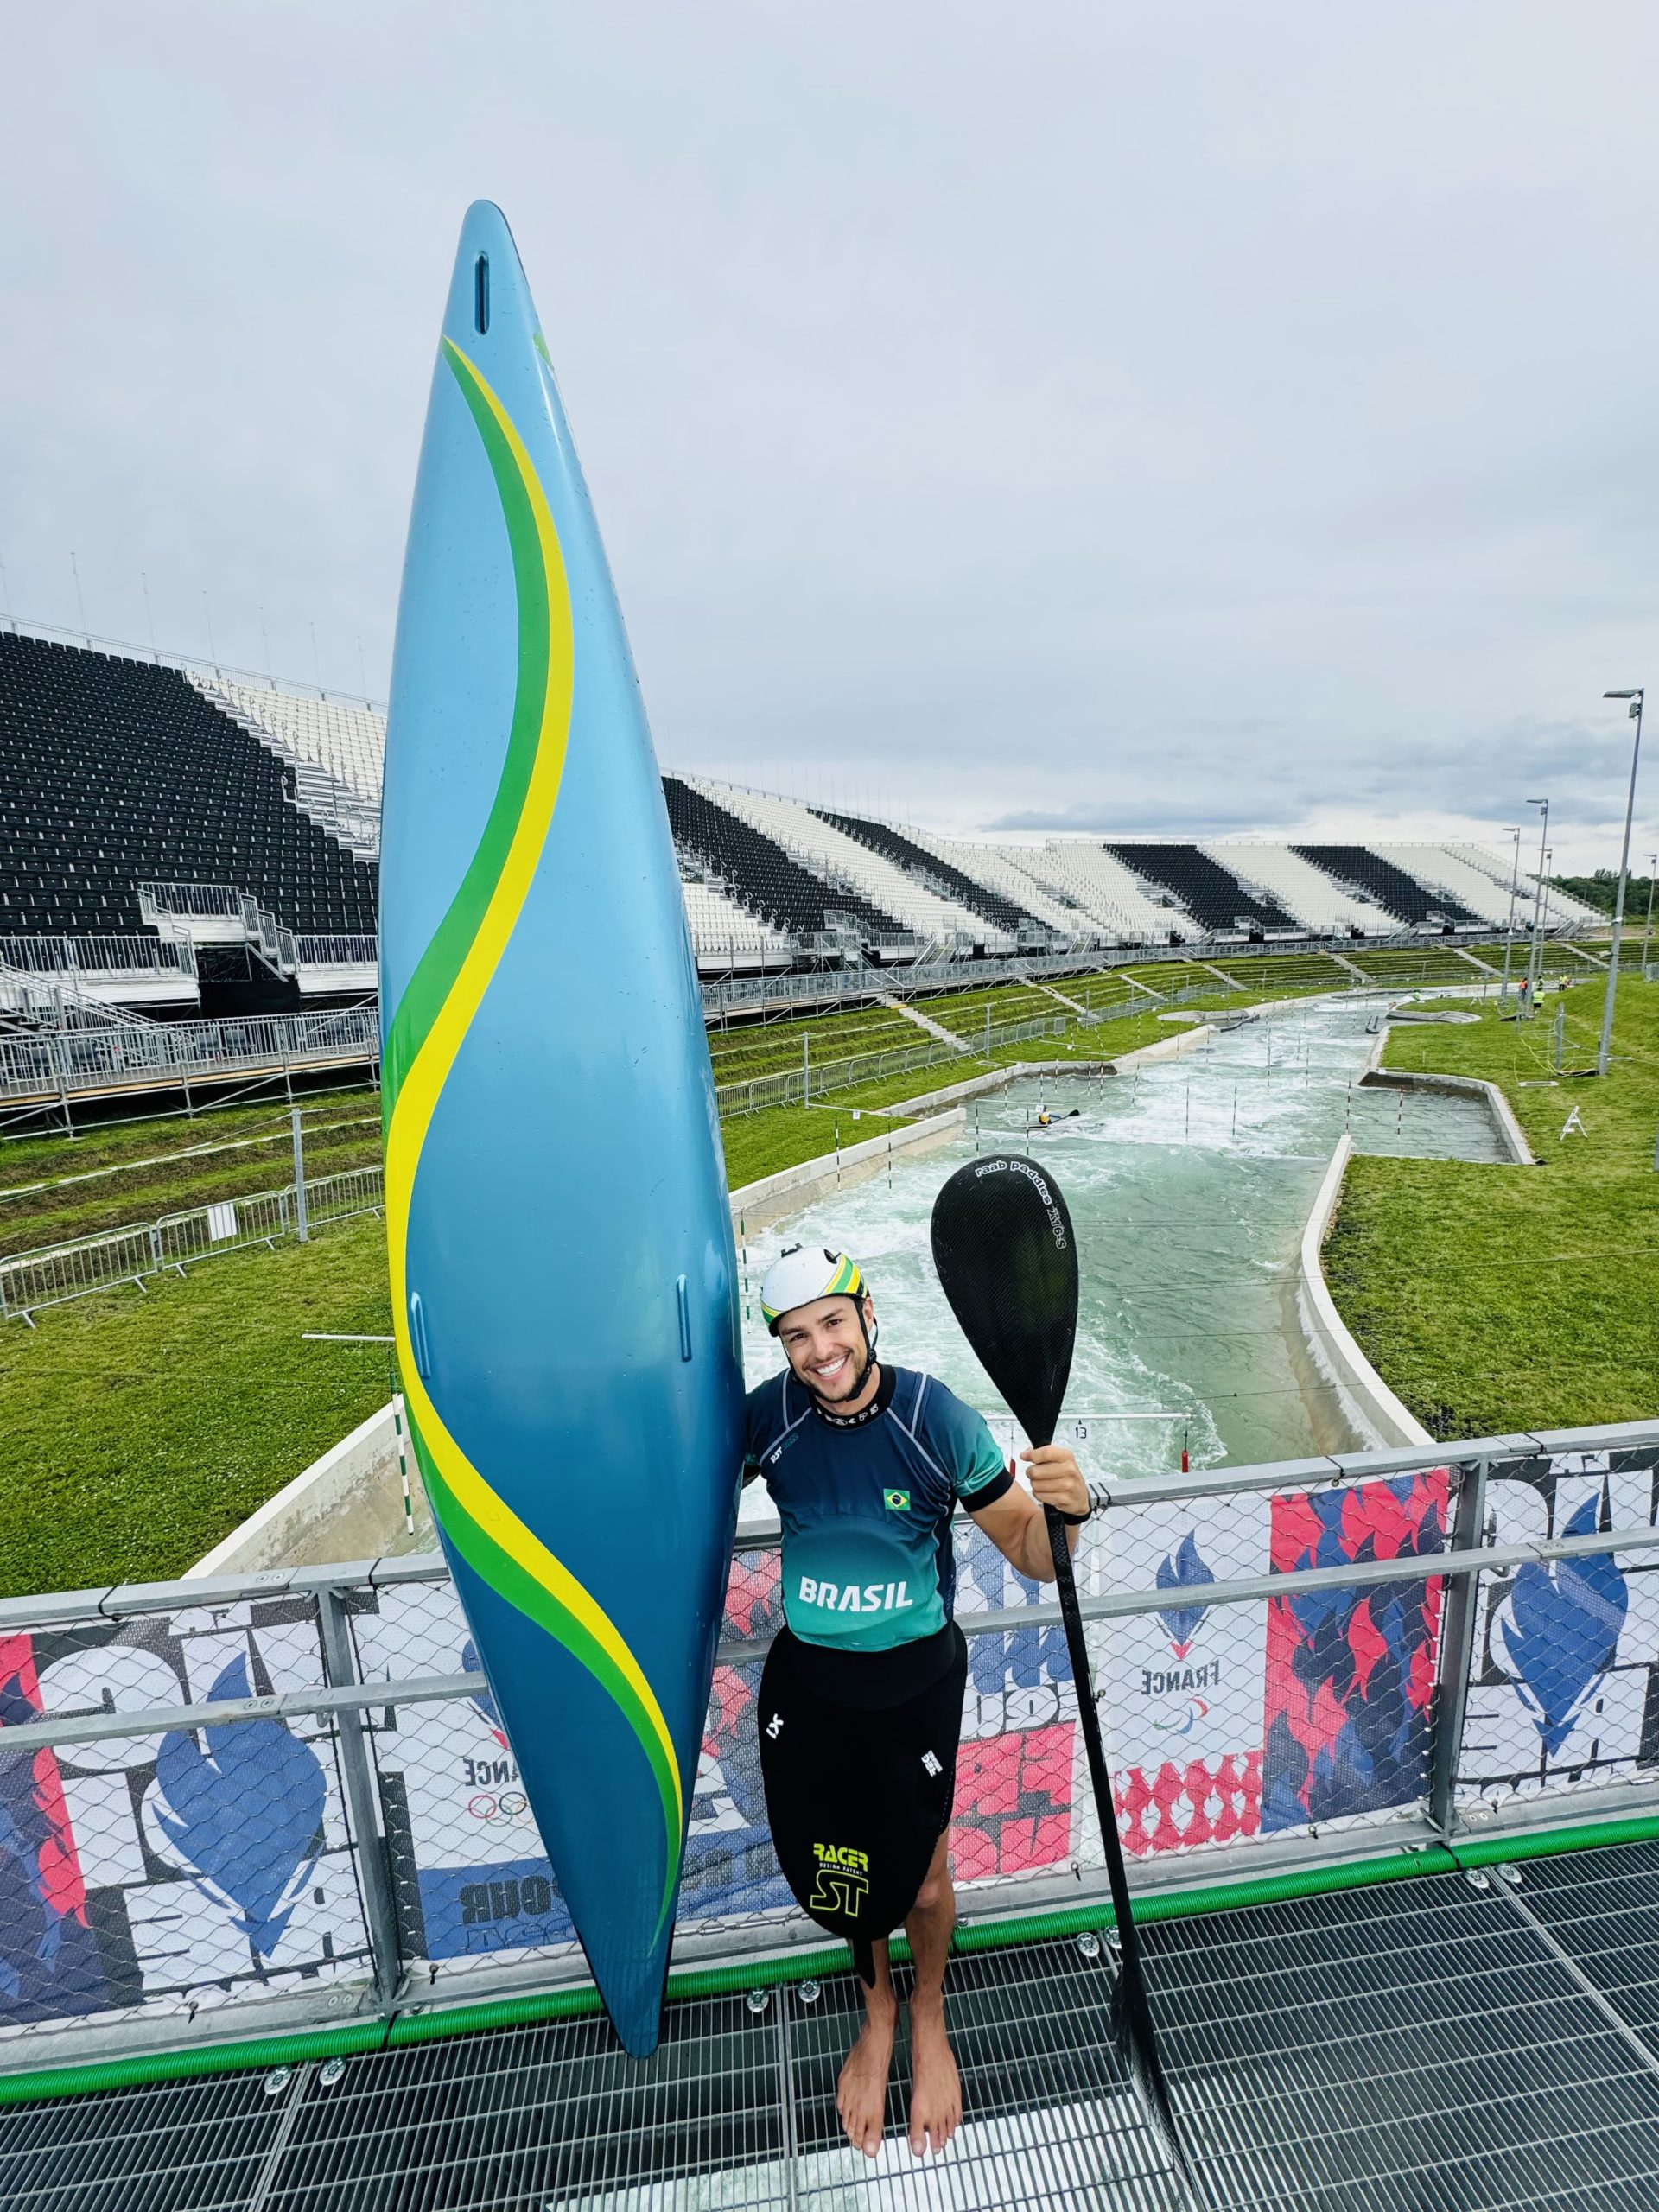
736, 1001, 1500, 1491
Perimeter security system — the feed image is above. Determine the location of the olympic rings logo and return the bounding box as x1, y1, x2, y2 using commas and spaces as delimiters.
466, 1791, 531, 1822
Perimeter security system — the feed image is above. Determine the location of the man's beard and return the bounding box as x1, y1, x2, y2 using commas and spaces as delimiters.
800, 1338, 870, 1405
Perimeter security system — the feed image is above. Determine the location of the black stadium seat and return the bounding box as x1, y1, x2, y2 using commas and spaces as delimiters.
0, 634, 378, 938
1290, 844, 1481, 928
1104, 843, 1294, 934
663, 777, 901, 942
814, 810, 1042, 938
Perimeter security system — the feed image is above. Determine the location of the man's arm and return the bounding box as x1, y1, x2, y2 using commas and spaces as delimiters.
967, 1445, 1089, 1583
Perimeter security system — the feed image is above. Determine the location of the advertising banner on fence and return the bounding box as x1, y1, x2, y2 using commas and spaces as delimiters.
7, 1439, 1659, 2036
1090, 1468, 1450, 1855
1459, 1446, 1659, 1810
0, 1596, 371, 2037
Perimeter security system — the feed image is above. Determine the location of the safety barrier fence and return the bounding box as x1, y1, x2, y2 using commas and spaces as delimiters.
0, 1164, 385, 1320
1, 1419, 1654, 2075
696, 926, 1582, 1018
0, 1003, 379, 1110
0, 930, 1595, 1113
713, 1012, 1071, 1115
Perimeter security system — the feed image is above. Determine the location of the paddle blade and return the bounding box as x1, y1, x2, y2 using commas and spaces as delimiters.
930, 1155, 1078, 1447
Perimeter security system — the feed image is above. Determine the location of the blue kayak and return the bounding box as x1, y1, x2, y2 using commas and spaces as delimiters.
379, 201, 745, 2056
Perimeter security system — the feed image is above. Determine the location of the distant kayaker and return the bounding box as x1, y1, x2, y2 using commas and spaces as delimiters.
744, 1244, 1089, 2162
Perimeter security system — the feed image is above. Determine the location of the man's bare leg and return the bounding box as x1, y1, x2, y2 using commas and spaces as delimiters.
836, 1938, 897, 2158
905, 1834, 961, 2156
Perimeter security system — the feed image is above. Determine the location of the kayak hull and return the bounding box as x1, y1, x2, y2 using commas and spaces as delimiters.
379, 201, 745, 2056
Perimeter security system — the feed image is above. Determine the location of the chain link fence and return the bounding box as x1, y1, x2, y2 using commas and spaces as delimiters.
2, 1421, 1655, 2069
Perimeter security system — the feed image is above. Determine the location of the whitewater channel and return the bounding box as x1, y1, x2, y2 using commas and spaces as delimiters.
738, 999, 1500, 1502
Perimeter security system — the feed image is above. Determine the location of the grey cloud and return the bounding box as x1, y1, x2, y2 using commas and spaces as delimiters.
3, 3, 1659, 879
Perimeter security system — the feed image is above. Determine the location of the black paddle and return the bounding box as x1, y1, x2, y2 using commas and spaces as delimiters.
931, 1154, 1196, 2191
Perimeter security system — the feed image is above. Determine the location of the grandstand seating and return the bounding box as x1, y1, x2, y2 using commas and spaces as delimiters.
1366, 843, 1538, 931
900, 831, 1101, 943
1105, 842, 1296, 934
4, 629, 1602, 988
0, 633, 378, 938
1290, 844, 1482, 928
1447, 843, 1605, 931
1204, 842, 1384, 937
664, 777, 901, 943
679, 875, 791, 962
189, 673, 382, 856
1007, 844, 1189, 943
814, 810, 1046, 939
695, 782, 997, 947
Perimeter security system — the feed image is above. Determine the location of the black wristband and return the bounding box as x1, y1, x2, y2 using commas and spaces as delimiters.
1050, 1505, 1090, 1527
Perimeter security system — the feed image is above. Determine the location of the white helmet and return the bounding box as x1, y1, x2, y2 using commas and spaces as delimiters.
759, 1245, 866, 1333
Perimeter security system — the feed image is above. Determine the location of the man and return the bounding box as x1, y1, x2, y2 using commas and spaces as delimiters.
745, 1243, 1090, 2161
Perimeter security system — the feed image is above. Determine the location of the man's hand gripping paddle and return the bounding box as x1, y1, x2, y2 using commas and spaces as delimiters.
931, 1154, 1196, 2191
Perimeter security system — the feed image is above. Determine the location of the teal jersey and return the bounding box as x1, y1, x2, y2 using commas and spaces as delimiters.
743, 1364, 1013, 1653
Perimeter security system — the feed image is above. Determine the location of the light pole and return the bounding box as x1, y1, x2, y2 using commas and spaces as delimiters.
1641, 849, 1658, 978
1525, 798, 1549, 1009
1598, 687, 1646, 1077
1498, 824, 1522, 1010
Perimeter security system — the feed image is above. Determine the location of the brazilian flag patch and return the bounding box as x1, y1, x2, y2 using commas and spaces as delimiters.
883, 1489, 910, 1512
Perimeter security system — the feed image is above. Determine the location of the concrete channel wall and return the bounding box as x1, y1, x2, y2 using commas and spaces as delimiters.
1361, 1066, 1535, 1165
1295, 1134, 1434, 1448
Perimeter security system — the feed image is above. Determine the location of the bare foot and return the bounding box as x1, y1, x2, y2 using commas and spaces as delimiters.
836, 1999, 896, 2158
907, 1997, 962, 2157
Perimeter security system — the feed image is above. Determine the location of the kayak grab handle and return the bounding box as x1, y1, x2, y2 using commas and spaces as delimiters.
408, 1291, 433, 1379
676, 1275, 692, 1362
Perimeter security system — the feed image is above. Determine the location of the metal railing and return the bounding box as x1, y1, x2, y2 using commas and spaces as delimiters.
137, 880, 245, 921
295, 932, 378, 966
0, 1163, 384, 1319
0, 932, 198, 980
3, 613, 386, 713
710, 983, 1232, 1116
697, 930, 1496, 1021
3, 1419, 1655, 2070
136, 883, 312, 982
0, 929, 1590, 1116
0, 1002, 379, 1109
714, 1011, 1071, 1115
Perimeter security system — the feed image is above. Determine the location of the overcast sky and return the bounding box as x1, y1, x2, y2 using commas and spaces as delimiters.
4, 4, 1657, 870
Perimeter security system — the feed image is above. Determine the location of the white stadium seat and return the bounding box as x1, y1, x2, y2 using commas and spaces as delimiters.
692, 780, 1002, 949
1427, 842, 1604, 931
1204, 842, 1388, 936
1002, 843, 1184, 943
901, 830, 1103, 944
188, 672, 385, 857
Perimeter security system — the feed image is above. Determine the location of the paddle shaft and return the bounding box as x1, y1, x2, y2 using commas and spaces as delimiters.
1042, 1498, 1198, 2193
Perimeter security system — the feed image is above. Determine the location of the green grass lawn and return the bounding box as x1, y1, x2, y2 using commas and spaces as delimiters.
1325, 974, 1659, 1437
0, 1213, 396, 1596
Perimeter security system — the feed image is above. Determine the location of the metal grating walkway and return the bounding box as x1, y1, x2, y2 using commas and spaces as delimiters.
10, 1843, 1659, 2210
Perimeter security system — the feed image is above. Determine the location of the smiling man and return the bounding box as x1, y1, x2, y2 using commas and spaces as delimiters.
744, 1243, 1089, 2161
